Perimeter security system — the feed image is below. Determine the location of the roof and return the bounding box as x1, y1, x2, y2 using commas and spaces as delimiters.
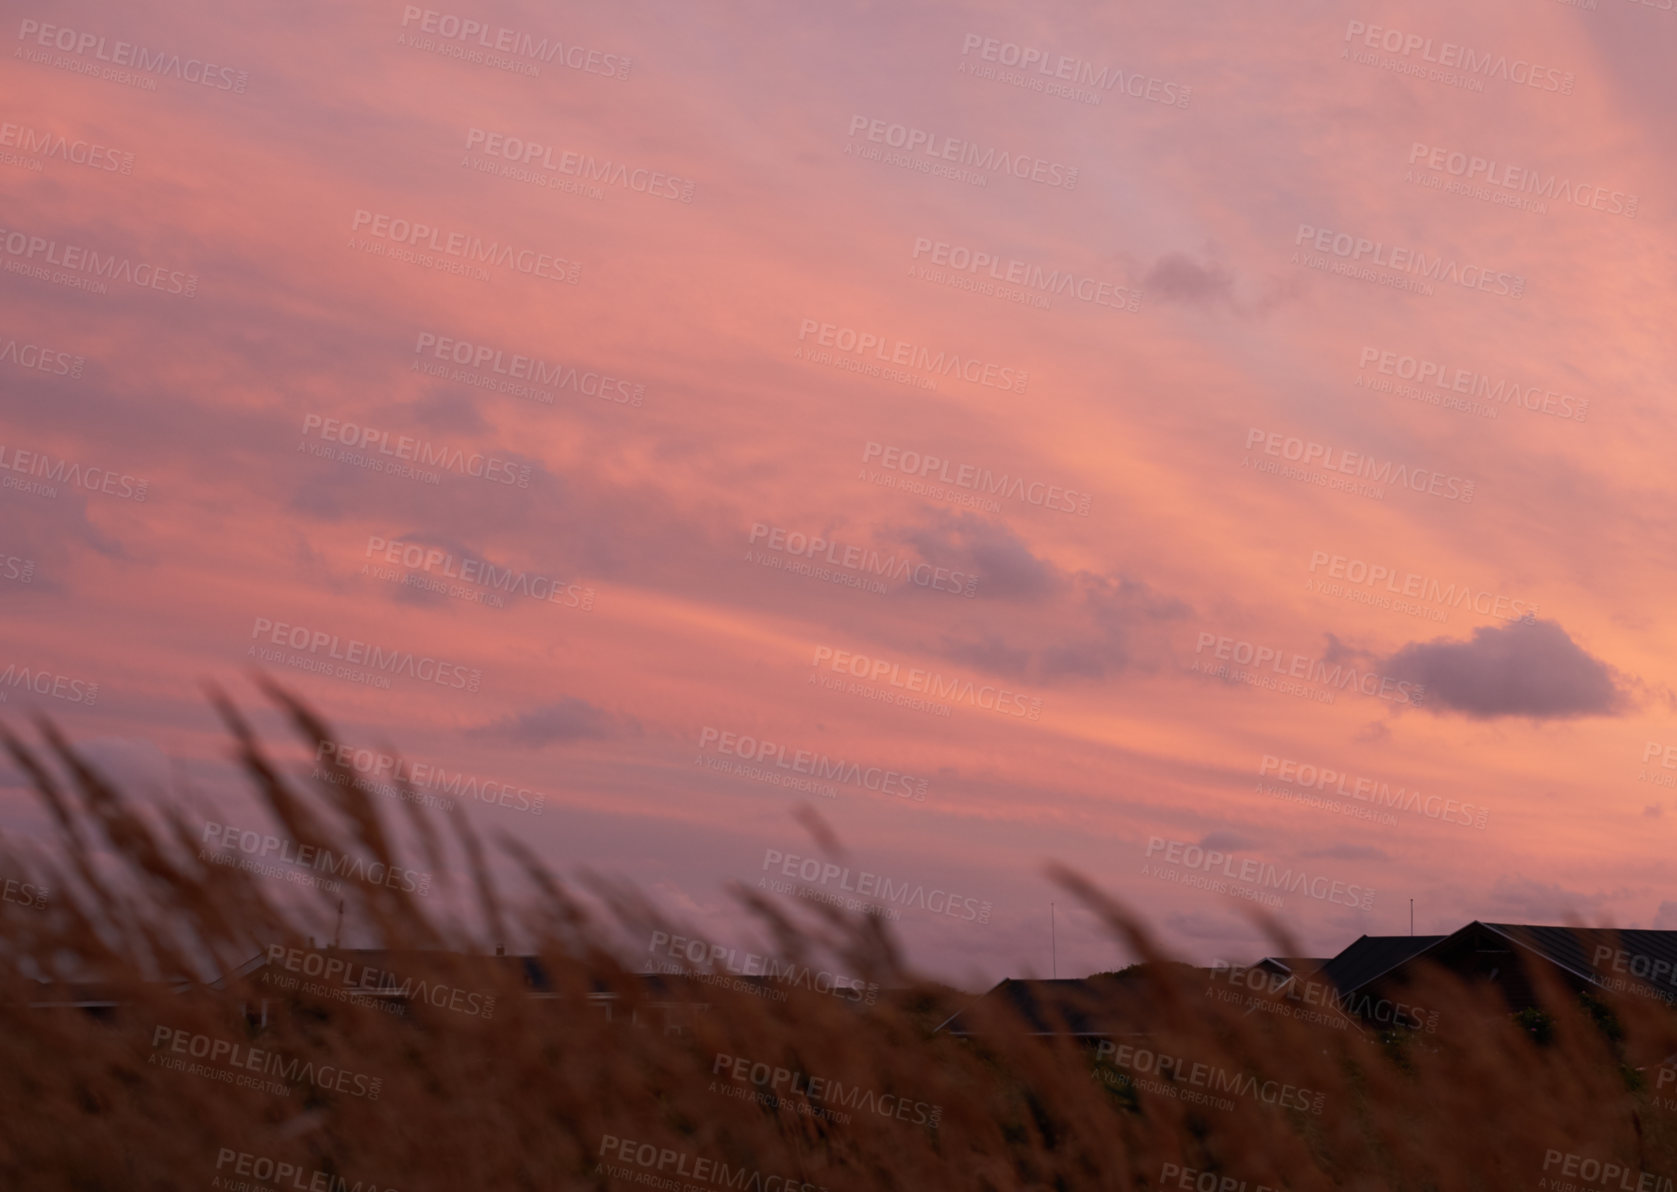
220, 947, 723, 1003
219, 947, 551, 988
1476, 923, 1677, 1002
934, 968, 1197, 1036
936, 979, 1117, 1036
1318, 923, 1677, 1017
1317, 935, 1446, 996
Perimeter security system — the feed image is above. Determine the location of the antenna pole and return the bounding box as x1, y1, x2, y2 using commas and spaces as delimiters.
1051, 902, 1057, 979
1410, 899, 1414, 936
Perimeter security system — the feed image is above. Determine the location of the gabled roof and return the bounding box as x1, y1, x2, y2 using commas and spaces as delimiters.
1476, 923, 1677, 999
1317, 935, 1446, 996
1321, 923, 1677, 1015
934, 968, 1195, 1037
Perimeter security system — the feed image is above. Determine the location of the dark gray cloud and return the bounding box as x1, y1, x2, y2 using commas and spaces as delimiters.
1139, 249, 1309, 317
935, 568, 1190, 683
885, 510, 1190, 684
404, 387, 491, 435
1144, 253, 1236, 306
1380, 618, 1623, 719
1352, 721, 1390, 745
937, 634, 1034, 679
891, 511, 1059, 601
1304, 844, 1389, 862
467, 698, 622, 747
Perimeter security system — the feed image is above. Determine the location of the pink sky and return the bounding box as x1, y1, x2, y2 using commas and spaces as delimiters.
3, 0, 1676, 987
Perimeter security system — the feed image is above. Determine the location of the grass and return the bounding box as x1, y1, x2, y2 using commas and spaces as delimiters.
0, 681, 1674, 1191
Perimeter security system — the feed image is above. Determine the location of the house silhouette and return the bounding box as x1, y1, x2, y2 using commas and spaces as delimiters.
934, 922, 1677, 1037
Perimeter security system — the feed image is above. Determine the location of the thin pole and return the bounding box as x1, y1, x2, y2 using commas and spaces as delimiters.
1051, 902, 1057, 979
1410, 899, 1414, 936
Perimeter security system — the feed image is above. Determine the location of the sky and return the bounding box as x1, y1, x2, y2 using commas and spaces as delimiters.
2, 0, 1675, 990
